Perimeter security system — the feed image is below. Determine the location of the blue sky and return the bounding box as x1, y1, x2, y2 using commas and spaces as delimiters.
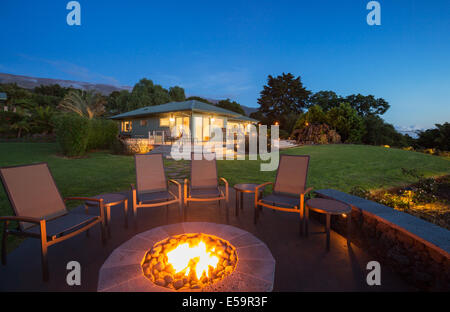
0, 0, 449, 129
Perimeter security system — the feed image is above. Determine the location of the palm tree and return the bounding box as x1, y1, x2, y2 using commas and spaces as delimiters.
31, 106, 54, 134
58, 90, 105, 119
10, 119, 30, 138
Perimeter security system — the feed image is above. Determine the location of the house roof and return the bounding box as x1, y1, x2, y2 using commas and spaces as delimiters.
110, 100, 258, 122
0, 92, 7, 101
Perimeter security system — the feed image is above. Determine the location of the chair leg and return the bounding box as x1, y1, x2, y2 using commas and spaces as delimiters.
124, 199, 128, 229
133, 202, 138, 229
235, 191, 239, 217
305, 206, 309, 237
39, 221, 49, 281
84, 205, 90, 237
1, 222, 8, 265
326, 214, 331, 251
254, 203, 259, 225
106, 206, 112, 239
41, 241, 49, 281
179, 200, 183, 222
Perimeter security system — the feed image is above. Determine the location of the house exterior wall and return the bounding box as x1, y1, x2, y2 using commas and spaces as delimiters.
119, 111, 255, 141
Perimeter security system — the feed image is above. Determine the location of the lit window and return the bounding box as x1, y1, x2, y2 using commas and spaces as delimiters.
160, 118, 169, 127
121, 121, 132, 132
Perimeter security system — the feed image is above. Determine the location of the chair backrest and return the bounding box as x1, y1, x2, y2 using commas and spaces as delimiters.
0, 163, 67, 230
190, 154, 218, 189
135, 154, 167, 194
273, 154, 310, 196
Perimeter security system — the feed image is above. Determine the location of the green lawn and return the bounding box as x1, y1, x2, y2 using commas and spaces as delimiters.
1, 142, 449, 251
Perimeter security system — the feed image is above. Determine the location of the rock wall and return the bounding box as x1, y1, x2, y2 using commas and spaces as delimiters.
311, 206, 450, 291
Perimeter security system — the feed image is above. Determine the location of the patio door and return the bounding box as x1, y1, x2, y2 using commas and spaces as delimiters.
194, 116, 203, 142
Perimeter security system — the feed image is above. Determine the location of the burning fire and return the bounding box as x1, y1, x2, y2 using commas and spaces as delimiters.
166, 241, 219, 280
142, 233, 237, 290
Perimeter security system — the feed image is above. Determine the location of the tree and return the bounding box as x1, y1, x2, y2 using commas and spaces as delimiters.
106, 90, 131, 114
216, 99, 245, 115
294, 105, 327, 131
308, 91, 342, 111
257, 73, 311, 130
58, 90, 106, 119
168, 86, 186, 102
30, 106, 55, 135
128, 78, 170, 109
326, 103, 365, 143
9, 108, 30, 138
345, 94, 390, 116
185, 96, 213, 104
362, 114, 409, 147
417, 122, 450, 151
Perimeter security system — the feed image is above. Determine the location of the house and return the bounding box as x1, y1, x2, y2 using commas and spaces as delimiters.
110, 100, 258, 143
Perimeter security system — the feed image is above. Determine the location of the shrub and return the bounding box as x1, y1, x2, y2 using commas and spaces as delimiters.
293, 105, 327, 131
416, 122, 450, 151
52, 113, 90, 156
326, 103, 365, 143
87, 119, 119, 150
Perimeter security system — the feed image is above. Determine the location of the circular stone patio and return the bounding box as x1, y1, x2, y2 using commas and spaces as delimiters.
97, 222, 276, 292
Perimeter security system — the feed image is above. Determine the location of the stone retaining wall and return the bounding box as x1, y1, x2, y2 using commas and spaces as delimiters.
314, 189, 450, 291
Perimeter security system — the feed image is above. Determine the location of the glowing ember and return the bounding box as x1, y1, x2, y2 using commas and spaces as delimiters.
141, 233, 237, 290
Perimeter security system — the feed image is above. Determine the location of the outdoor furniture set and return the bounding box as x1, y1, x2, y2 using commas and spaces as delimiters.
0, 154, 351, 281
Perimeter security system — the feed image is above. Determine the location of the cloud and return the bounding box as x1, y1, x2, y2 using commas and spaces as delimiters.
18, 54, 120, 86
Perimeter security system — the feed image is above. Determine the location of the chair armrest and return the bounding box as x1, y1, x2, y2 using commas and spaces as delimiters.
255, 182, 273, 201
219, 177, 228, 187
168, 179, 181, 187
169, 179, 182, 200
0, 216, 42, 224
219, 178, 229, 201
301, 187, 314, 196
130, 183, 136, 191
255, 182, 273, 192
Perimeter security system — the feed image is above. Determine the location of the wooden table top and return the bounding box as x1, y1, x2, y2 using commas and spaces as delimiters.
233, 183, 260, 193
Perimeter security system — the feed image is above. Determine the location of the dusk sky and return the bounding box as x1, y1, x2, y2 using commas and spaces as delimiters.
0, 0, 449, 129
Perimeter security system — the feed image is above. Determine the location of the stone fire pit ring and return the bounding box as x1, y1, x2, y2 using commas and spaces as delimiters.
97, 222, 276, 292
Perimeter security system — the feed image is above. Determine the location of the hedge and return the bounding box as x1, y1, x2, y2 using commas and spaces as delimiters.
53, 114, 119, 156
52, 114, 90, 157
87, 119, 119, 150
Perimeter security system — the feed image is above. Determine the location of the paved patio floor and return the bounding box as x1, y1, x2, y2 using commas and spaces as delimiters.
0, 187, 414, 291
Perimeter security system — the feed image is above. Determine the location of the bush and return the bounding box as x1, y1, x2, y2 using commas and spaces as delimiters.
326, 103, 365, 143
52, 114, 90, 156
362, 114, 411, 147
293, 105, 327, 131
416, 122, 450, 151
87, 119, 119, 150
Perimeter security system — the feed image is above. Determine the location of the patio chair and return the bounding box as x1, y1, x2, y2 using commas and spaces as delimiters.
184, 154, 229, 218
254, 155, 313, 235
0, 163, 106, 281
131, 154, 182, 225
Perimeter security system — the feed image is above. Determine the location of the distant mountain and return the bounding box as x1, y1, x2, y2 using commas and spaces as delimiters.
0, 72, 132, 95
395, 125, 425, 139
241, 105, 258, 116
1, 72, 260, 115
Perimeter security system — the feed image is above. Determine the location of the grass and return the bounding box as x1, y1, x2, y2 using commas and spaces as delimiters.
1, 142, 449, 251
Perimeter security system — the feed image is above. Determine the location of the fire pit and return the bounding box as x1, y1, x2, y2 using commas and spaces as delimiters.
142, 233, 237, 290
98, 222, 275, 292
